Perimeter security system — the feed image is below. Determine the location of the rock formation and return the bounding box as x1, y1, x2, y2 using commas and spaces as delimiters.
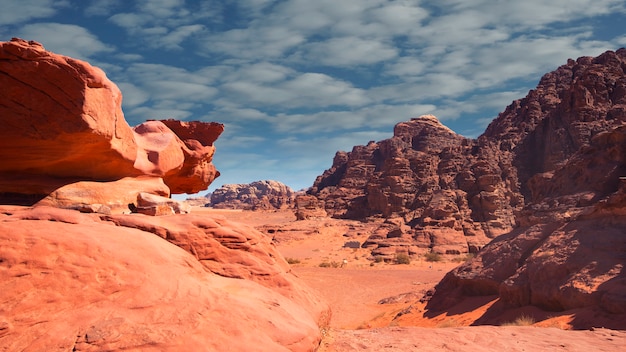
309, 115, 506, 255
0, 205, 330, 351
0, 38, 330, 351
309, 49, 626, 265
294, 194, 328, 220
209, 180, 295, 210
0, 38, 223, 212
418, 49, 626, 318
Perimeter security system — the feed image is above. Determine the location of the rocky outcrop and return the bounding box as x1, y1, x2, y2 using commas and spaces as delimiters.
310, 49, 626, 263
209, 180, 295, 210
426, 126, 626, 316
131, 192, 191, 216
294, 194, 328, 220
0, 205, 330, 351
310, 115, 507, 255
422, 49, 626, 317
0, 38, 223, 211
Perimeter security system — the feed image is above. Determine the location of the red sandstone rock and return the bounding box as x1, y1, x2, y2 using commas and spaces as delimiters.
132, 192, 191, 216
132, 120, 186, 176
424, 49, 626, 318
310, 115, 501, 255
210, 180, 295, 210
0, 206, 329, 351
0, 38, 138, 182
294, 194, 328, 220
160, 119, 224, 194
310, 49, 626, 267
102, 212, 330, 326
0, 38, 224, 207
35, 176, 170, 214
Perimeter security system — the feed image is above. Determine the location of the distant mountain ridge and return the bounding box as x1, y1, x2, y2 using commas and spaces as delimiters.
209, 180, 295, 210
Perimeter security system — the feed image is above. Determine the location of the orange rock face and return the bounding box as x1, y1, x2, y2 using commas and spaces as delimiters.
0, 206, 329, 351
160, 119, 224, 194
0, 38, 138, 181
0, 38, 224, 208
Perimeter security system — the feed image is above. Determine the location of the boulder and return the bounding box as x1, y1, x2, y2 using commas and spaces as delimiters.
0, 38, 137, 183
0, 38, 223, 209
131, 192, 191, 216
160, 119, 223, 194
35, 177, 170, 214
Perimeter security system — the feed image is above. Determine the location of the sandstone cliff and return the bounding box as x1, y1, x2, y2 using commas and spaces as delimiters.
209, 180, 295, 210
421, 49, 626, 317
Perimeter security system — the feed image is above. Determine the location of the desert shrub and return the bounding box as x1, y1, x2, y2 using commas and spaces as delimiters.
452, 253, 476, 263
501, 314, 535, 326
319, 261, 340, 268
286, 257, 300, 264
395, 253, 411, 265
424, 252, 442, 262
373, 255, 384, 263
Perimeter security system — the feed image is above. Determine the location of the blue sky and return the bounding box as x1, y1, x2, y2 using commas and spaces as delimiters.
2, 0, 625, 195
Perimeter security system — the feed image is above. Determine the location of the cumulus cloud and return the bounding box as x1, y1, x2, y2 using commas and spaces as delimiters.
15, 23, 114, 60
84, 0, 121, 16
298, 37, 398, 67
0, 0, 68, 26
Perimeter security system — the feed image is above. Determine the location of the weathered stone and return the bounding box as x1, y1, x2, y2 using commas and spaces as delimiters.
132, 192, 191, 216
294, 194, 328, 220
0, 206, 329, 351
0, 38, 223, 208
210, 180, 295, 210
425, 49, 626, 316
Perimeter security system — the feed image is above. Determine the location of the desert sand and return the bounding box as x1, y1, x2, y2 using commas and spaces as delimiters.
193, 208, 626, 351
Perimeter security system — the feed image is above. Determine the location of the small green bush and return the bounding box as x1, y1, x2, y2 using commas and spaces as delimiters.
395, 253, 411, 265
424, 252, 442, 262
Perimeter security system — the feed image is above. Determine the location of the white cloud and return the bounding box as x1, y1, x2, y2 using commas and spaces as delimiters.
298, 37, 398, 66
202, 26, 306, 59
221, 70, 369, 108
84, 0, 121, 16
107, 0, 220, 49
159, 24, 205, 49
15, 23, 114, 60
272, 103, 436, 135
0, 0, 68, 26
126, 106, 192, 121
108, 13, 149, 29
118, 82, 149, 108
